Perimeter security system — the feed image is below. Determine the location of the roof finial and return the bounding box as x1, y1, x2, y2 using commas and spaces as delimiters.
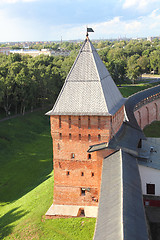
86, 27, 94, 40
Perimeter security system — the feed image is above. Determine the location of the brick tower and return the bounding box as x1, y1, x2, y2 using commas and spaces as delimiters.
46, 35, 125, 217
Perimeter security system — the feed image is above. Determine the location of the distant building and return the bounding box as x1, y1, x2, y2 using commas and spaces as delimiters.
10, 48, 70, 57
0, 47, 10, 55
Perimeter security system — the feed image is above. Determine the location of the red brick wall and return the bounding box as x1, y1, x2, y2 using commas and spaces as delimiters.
50, 107, 124, 206
134, 99, 160, 129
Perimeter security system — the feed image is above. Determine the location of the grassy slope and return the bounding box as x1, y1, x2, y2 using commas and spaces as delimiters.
0, 83, 159, 239
0, 111, 95, 240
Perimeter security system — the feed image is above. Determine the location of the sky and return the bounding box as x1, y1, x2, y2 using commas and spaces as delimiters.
0, 0, 160, 42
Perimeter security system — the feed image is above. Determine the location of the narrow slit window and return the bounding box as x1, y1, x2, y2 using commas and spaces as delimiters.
58, 143, 60, 150
88, 154, 91, 159
67, 171, 70, 176
88, 116, 91, 129
59, 116, 61, 128
81, 188, 85, 196
59, 133, 62, 140
88, 134, 91, 141
71, 153, 75, 159
69, 116, 71, 128
81, 172, 84, 176
98, 116, 100, 129
79, 134, 81, 140
91, 172, 94, 177
98, 134, 101, 141
69, 133, 72, 140
78, 116, 81, 128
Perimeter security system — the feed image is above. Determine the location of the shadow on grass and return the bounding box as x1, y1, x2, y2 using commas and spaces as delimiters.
0, 207, 28, 240
0, 110, 53, 204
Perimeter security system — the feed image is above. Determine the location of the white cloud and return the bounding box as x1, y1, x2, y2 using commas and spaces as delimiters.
51, 9, 160, 41
123, 0, 159, 10
0, 6, 160, 42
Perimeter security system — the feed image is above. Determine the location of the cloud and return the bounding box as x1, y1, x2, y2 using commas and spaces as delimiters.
123, 0, 159, 10
50, 9, 160, 41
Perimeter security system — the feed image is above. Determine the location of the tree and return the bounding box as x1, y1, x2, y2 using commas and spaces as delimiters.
126, 54, 141, 83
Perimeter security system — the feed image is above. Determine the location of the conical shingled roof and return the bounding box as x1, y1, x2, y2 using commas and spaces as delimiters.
46, 38, 125, 116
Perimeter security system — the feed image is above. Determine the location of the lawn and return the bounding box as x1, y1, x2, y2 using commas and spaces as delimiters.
143, 121, 160, 138
0, 110, 95, 240
119, 82, 160, 98
0, 82, 159, 239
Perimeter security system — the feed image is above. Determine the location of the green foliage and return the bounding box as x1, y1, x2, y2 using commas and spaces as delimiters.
143, 121, 160, 137
0, 111, 96, 239
119, 83, 159, 98
0, 53, 76, 116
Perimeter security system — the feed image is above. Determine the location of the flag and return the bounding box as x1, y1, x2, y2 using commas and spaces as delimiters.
87, 28, 94, 32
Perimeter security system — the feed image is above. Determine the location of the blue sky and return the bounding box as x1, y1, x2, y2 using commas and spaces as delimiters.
0, 0, 160, 42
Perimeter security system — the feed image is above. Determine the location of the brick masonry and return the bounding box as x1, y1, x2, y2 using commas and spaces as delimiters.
50, 105, 124, 208
134, 99, 160, 129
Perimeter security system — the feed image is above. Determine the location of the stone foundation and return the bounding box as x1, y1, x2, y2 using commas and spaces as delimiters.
45, 204, 98, 218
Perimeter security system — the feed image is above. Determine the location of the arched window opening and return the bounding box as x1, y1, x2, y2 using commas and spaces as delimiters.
71, 153, 75, 159
146, 107, 149, 125
154, 103, 158, 120
137, 111, 141, 128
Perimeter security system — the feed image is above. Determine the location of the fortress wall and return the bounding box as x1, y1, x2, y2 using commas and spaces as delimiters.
134, 98, 160, 129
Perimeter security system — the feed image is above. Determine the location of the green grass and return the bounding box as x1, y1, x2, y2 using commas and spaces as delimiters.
143, 121, 160, 138
0, 111, 96, 239
119, 82, 160, 98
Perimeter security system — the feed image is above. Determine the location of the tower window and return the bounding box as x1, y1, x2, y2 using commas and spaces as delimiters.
71, 153, 75, 159
81, 172, 84, 176
146, 184, 155, 195
58, 143, 60, 150
88, 116, 91, 129
91, 172, 94, 177
88, 154, 91, 159
69, 133, 72, 140
88, 134, 91, 141
66, 171, 70, 176
78, 116, 81, 128
79, 134, 81, 140
81, 188, 85, 196
59, 133, 62, 140
59, 116, 61, 128
69, 116, 71, 128
98, 116, 101, 129
98, 134, 101, 141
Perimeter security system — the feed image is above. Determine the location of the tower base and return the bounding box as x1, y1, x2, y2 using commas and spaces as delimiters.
45, 204, 98, 218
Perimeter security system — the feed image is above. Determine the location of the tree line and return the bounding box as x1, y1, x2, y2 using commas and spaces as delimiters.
0, 52, 75, 116
96, 38, 160, 84
0, 38, 160, 116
